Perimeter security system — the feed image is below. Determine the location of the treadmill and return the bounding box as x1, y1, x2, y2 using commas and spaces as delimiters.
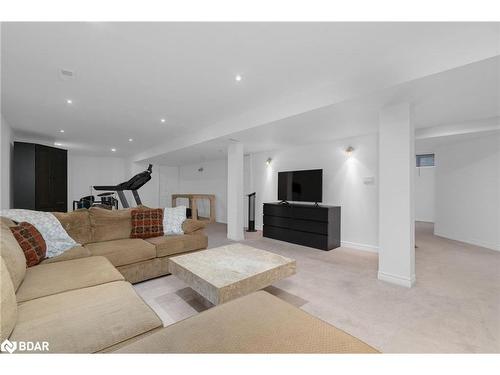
93, 164, 153, 208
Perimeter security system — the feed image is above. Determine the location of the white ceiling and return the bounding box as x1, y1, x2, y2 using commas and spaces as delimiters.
2, 22, 499, 161
150, 56, 500, 165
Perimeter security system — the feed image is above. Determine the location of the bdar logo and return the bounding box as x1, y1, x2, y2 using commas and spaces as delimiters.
0, 339, 49, 353
1, 339, 17, 353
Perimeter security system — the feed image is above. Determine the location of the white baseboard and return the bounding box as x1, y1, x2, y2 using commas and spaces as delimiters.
341, 241, 379, 253
257, 231, 378, 253
378, 271, 416, 288
434, 231, 500, 252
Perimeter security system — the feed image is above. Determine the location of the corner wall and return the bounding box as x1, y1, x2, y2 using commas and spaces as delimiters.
434, 133, 500, 251
415, 167, 435, 222
159, 165, 179, 208
176, 159, 228, 223
158, 156, 252, 224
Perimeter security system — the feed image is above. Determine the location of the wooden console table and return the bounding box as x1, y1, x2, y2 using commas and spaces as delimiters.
172, 194, 216, 223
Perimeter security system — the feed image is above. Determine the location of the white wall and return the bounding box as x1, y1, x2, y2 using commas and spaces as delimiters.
250, 134, 379, 251
176, 159, 228, 223
415, 167, 435, 222
68, 154, 128, 209
158, 165, 179, 208
0, 116, 13, 209
158, 155, 252, 225
434, 134, 500, 251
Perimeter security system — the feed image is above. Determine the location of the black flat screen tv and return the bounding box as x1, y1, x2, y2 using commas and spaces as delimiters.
278, 169, 323, 203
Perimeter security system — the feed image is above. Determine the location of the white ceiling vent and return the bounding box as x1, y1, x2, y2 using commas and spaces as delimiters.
59, 68, 75, 80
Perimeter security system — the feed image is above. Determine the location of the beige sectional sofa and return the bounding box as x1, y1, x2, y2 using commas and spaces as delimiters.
0, 207, 378, 353
52, 207, 208, 283
0, 207, 208, 353
116, 290, 379, 353
1, 224, 162, 353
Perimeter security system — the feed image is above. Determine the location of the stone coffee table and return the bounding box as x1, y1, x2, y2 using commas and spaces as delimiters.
168, 243, 296, 305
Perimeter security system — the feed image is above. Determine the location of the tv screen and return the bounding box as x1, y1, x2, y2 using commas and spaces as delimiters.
278, 169, 323, 203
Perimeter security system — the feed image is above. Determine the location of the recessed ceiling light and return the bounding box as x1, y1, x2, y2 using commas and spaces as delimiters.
160, 118, 166, 123
128, 138, 133, 142
235, 74, 242, 82
111, 148, 116, 152
66, 99, 73, 104
59, 129, 65, 133
54, 142, 62, 146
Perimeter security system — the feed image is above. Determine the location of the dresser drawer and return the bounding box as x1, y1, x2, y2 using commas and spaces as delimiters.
263, 225, 329, 250
263, 203, 291, 218
290, 218, 328, 234
263, 215, 291, 228
291, 206, 328, 222
264, 216, 328, 235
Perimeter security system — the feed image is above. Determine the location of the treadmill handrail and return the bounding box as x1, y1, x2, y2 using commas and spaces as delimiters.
93, 164, 153, 207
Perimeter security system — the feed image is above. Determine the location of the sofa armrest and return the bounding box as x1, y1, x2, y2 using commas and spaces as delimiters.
182, 219, 207, 234
40, 245, 91, 264
114, 291, 379, 353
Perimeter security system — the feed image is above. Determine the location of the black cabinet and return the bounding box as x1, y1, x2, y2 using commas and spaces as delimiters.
263, 203, 340, 250
13, 142, 67, 212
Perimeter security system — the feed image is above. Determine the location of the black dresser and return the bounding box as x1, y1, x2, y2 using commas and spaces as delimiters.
263, 203, 341, 251
13, 142, 68, 212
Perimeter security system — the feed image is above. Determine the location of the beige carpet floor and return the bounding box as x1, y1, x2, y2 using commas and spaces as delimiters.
134, 221, 500, 353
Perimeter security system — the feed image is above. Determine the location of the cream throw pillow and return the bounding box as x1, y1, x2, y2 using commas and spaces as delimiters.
163, 206, 187, 235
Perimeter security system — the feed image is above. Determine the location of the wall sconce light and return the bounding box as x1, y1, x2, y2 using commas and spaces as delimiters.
345, 146, 354, 156
266, 157, 272, 166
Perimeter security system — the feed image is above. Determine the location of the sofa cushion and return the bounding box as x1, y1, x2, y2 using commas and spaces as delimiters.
10, 222, 47, 267
130, 208, 164, 239
40, 245, 91, 264
16, 256, 124, 303
116, 257, 170, 284
11, 281, 162, 353
116, 291, 379, 353
0, 218, 27, 291
53, 210, 92, 244
0, 257, 17, 342
182, 219, 207, 234
89, 207, 132, 242
146, 233, 208, 258
84, 238, 156, 267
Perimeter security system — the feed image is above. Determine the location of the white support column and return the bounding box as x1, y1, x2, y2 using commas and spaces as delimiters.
378, 103, 416, 287
227, 142, 244, 241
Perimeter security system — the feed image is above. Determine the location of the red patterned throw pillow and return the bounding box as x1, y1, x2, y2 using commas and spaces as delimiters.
10, 222, 47, 267
130, 208, 164, 239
